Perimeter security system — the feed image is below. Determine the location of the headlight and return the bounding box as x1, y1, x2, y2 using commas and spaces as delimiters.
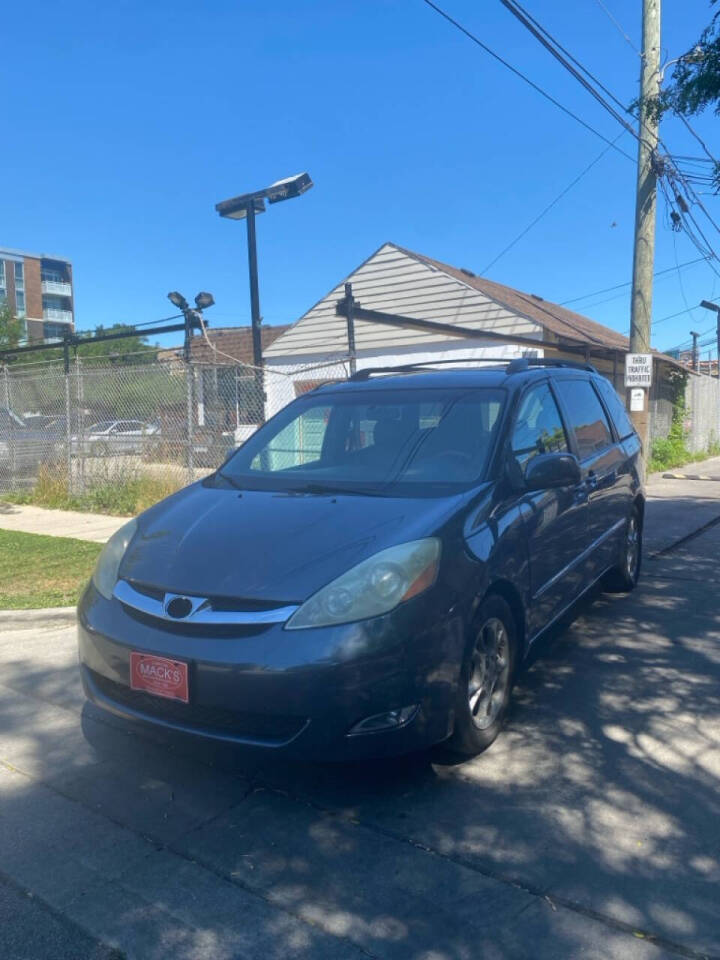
92, 518, 138, 600
285, 538, 441, 630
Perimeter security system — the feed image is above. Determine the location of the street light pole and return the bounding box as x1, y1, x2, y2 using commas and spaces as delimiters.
701, 299, 720, 378
216, 173, 313, 425
246, 202, 263, 370
245, 201, 264, 423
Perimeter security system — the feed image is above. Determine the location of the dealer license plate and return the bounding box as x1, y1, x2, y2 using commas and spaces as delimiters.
130, 652, 189, 703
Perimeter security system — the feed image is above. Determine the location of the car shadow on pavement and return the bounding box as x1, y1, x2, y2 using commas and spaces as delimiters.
1, 508, 719, 959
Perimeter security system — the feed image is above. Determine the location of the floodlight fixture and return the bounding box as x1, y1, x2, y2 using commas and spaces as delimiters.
265, 172, 313, 204
195, 292, 215, 310
215, 172, 312, 220
167, 291, 189, 310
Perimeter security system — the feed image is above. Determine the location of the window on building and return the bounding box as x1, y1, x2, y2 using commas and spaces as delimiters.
41, 266, 66, 284
555, 379, 613, 459
14, 262, 25, 318
511, 384, 569, 467
0, 261, 6, 302
43, 322, 68, 341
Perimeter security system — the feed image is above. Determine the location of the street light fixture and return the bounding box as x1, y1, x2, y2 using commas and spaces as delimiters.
700, 299, 720, 377
195, 292, 215, 310
167, 291, 189, 311
658, 46, 705, 85
215, 173, 314, 423
166, 290, 215, 360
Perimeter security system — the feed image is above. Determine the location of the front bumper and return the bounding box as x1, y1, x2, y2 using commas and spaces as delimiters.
77, 582, 466, 760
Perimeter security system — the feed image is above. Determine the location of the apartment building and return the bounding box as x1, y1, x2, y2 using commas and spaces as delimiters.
0, 245, 74, 342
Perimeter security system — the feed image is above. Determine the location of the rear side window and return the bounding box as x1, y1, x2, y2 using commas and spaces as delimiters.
555, 379, 613, 459
593, 377, 636, 440
511, 384, 568, 467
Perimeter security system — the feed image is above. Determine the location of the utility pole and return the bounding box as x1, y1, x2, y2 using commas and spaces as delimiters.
628, 0, 661, 453
690, 330, 700, 372
699, 299, 720, 377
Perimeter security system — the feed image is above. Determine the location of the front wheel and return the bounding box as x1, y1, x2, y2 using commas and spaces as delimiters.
446, 595, 519, 758
603, 506, 642, 593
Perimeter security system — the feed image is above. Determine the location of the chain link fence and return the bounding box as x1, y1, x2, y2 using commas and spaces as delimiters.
0, 353, 351, 498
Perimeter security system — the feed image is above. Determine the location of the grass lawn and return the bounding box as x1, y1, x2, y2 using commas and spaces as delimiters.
0, 529, 102, 609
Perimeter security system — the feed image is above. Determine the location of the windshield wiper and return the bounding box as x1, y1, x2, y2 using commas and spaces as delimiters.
283, 483, 384, 497
214, 470, 246, 490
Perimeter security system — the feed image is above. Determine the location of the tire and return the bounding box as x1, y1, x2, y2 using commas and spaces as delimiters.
603, 506, 642, 593
446, 594, 519, 758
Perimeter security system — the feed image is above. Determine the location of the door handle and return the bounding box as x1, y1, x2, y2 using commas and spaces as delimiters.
585, 471, 599, 491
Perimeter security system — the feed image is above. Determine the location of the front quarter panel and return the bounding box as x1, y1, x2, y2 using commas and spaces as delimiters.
463, 489, 531, 646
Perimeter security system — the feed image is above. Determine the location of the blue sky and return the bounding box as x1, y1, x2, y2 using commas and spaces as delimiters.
2, 0, 719, 356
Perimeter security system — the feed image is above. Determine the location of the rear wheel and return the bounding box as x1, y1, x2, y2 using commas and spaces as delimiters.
446, 595, 519, 757
603, 506, 642, 592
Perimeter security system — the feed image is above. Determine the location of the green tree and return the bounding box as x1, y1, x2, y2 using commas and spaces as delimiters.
0, 300, 25, 351
9, 323, 159, 366
659, 3, 720, 118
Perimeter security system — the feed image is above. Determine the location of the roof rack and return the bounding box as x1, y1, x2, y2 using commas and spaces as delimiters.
348, 358, 512, 381
347, 356, 598, 381
505, 357, 597, 374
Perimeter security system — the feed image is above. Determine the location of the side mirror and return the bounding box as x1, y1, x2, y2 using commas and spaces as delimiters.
524, 453, 581, 491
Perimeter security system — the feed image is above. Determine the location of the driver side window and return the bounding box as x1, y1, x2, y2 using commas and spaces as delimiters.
511, 384, 568, 468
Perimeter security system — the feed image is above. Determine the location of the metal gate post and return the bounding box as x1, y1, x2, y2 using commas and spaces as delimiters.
75, 355, 85, 494
186, 360, 194, 483
2, 365, 16, 490
64, 370, 73, 496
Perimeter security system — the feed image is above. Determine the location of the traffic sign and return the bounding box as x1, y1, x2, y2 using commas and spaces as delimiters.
625, 353, 653, 388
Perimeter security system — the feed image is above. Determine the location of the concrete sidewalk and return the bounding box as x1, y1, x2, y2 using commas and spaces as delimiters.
645, 454, 720, 553
0, 502, 126, 543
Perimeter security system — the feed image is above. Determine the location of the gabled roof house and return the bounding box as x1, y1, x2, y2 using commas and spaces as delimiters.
263, 242, 665, 417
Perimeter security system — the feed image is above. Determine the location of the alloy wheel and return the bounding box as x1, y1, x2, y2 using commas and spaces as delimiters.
625, 514, 640, 581
468, 617, 511, 730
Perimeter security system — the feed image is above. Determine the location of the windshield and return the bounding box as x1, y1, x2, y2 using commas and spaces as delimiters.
0, 409, 26, 429
220, 387, 505, 497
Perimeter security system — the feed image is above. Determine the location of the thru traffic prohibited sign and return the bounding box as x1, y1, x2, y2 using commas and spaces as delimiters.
625, 353, 653, 388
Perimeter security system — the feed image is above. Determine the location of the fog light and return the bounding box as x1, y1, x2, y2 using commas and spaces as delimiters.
347, 705, 419, 736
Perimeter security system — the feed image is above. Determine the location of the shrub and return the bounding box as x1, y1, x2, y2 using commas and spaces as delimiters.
2, 463, 183, 516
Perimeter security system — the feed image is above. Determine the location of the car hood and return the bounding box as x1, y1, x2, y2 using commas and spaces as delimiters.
120, 482, 475, 602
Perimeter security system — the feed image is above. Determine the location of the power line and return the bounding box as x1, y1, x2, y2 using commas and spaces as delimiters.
499, 0, 720, 254
592, 0, 640, 55
652, 305, 702, 328
677, 114, 720, 167
672, 233, 695, 319
559, 257, 708, 305
420, 0, 635, 161
499, 0, 643, 145
481, 132, 624, 274
502, 0, 635, 129
663, 323, 715, 353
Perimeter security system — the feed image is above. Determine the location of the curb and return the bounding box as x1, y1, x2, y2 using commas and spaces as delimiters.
662, 473, 720, 481
0, 606, 76, 626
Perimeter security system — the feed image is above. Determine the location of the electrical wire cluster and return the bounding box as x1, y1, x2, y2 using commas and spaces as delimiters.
423, 0, 720, 324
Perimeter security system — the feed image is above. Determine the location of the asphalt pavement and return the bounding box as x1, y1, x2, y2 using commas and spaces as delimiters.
0, 473, 719, 960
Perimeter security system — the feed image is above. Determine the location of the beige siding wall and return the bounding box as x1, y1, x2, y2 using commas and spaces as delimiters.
265, 243, 543, 359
